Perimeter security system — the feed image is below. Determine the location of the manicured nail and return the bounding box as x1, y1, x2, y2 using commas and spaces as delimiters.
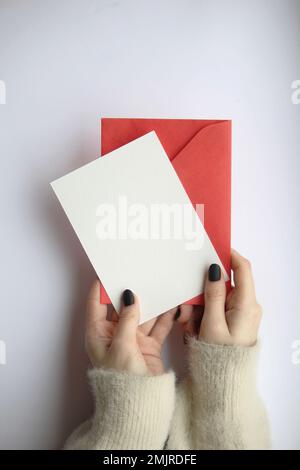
174, 307, 181, 320
208, 264, 221, 282
123, 289, 134, 306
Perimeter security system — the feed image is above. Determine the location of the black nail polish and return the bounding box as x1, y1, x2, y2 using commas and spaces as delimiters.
208, 264, 221, 282
123, 289, 134, 306
174, 307, 181, 320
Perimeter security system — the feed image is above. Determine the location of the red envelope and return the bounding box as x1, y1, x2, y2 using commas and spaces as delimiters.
100, 118, 231, 305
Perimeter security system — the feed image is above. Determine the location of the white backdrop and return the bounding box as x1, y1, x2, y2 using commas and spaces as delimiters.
0, 0, 300, 450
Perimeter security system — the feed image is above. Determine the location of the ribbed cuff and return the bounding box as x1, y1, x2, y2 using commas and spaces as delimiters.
187, 338, 259, 419
88, 368, 175, 449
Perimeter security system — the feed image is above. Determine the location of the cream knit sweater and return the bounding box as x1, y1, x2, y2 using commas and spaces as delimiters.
64, 338, 270, 450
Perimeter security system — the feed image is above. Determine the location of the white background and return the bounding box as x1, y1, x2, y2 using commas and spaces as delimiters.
0, 0, 299, 450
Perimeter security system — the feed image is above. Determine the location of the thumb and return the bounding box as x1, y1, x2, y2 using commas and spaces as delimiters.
114, 289, 140, 341
201, 264, 228, 336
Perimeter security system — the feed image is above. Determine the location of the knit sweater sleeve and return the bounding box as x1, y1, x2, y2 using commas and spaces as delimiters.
64, 368, 175, 450
167, 338, 271, 450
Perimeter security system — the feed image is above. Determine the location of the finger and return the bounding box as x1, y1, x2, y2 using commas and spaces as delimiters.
149, 307, 177, 345
231, 249, 256, 299
114, 289, 140, 341
175, 304, 193, 325
107, 305, 119, 322
86, 279, 108, 327
139, 318, 156, 336
183, 307, 203, 341
177, 304, 196, 341
193, 305, 204, 331
203, 264, 227, 330
176, 304, 194, 340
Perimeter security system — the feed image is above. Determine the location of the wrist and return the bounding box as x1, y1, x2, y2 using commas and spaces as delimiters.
187, 337, 260, 415
88, 367, 176, 449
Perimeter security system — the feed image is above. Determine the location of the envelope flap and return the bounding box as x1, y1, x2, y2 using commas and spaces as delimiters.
172, 120, 231, 275
101, 118, 222, 160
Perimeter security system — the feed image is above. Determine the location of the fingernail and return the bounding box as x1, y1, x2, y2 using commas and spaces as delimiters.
123, 289, 134, 306
174, 307, 181, 320
208, 264, 221, 282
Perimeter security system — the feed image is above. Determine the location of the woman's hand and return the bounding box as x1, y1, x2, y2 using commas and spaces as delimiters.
178, 249, 262, 347
85, 283, 177, 376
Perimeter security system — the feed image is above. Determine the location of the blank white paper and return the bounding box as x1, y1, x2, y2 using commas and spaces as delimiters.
51, 131, 228, 324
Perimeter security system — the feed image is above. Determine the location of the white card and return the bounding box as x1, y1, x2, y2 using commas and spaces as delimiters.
51, 131, 228, 324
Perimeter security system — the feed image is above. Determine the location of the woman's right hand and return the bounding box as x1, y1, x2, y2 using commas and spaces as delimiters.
85, 283, 177, 376
179, 249, 262, 347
